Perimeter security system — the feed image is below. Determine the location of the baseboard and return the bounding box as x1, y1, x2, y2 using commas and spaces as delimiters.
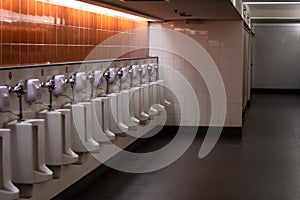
252, 88, 300, 94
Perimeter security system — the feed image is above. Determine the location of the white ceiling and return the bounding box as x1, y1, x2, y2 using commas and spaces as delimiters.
92, 0, 242, 21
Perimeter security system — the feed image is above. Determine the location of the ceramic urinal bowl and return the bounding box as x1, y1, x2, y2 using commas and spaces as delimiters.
156, 80, 171, 107
37, 109, 79, 166
0, 129, 19, 200
138, 86, 150, 124
107, 93, 129, 134
64, 104, 99, 153
116, 92, 130, 131
120, 90, 139, 128
131, 86, 149, 124
141, 83, 159, 117
91, 98, 115, 142
128, 88, 141, 125
149, 82, 165, 112
5, 119, 53, 184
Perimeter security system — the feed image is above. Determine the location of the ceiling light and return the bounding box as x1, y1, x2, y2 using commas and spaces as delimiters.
37, 0, 153, 21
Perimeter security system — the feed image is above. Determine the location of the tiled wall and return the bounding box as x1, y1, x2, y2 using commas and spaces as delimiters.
253, 24, 300, 89
0, 0, 148, 66
150, 21, 244, 127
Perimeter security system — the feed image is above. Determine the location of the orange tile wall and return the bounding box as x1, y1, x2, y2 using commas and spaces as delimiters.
0, 0, 149, 66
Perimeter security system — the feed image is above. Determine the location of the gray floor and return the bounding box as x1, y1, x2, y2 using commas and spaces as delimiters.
62, 93, 300, 200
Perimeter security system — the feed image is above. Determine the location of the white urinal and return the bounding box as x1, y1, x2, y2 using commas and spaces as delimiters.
91, 98, 115, 142
131, 86, 149, 124
5, 119, 53, 184
138, 86, 150, 123
120, 90, 139, 127
156, 80, 171, 107
64, 104, 99, 153
0, 129, 19, 200
37, 109, 79, 166
97, 97, 116, 139
149, 82, 165, 112
107, 93, 129, 134
116, 92, 130, 131
142, 83, 159, 117
86, 71, 115, 142
128, 88, 141, 125
141, 84, 150, 116
132, 87, 142, 123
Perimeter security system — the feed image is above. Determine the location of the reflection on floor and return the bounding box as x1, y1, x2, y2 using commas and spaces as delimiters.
53, 93, 300, 200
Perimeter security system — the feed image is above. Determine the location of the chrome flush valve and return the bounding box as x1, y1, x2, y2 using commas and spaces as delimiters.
117, 68, 124, 90
87, 71, 95, 99
9, 82, 27, 122
103, 70, 110, 94
65, 73, 77, 104
128, 66, 134, 87
40, 79, 56, 111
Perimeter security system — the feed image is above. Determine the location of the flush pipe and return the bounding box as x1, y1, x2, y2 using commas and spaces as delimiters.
155, 64, 159, 81
117, 68, 124, 91
8, 82, 27, 122
65, 74, 76, 104
128, 65, 136, 88
103, 70, 110, 95
138, 65, 143, 86
40, 79, 55, 111
87, 71, 95, 99
147, 64, 153, 83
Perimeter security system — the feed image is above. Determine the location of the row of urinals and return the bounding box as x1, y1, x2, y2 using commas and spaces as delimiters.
0, 63, 170, 199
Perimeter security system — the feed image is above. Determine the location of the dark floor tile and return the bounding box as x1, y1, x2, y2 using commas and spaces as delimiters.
55, 94, 300, 200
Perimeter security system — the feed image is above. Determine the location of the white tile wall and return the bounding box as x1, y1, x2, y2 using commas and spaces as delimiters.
199, 104, 209, 126
173, 56, 185, 70
253, 24, 300, 89
207, 47, 220, 66
150, 20, 244, 127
